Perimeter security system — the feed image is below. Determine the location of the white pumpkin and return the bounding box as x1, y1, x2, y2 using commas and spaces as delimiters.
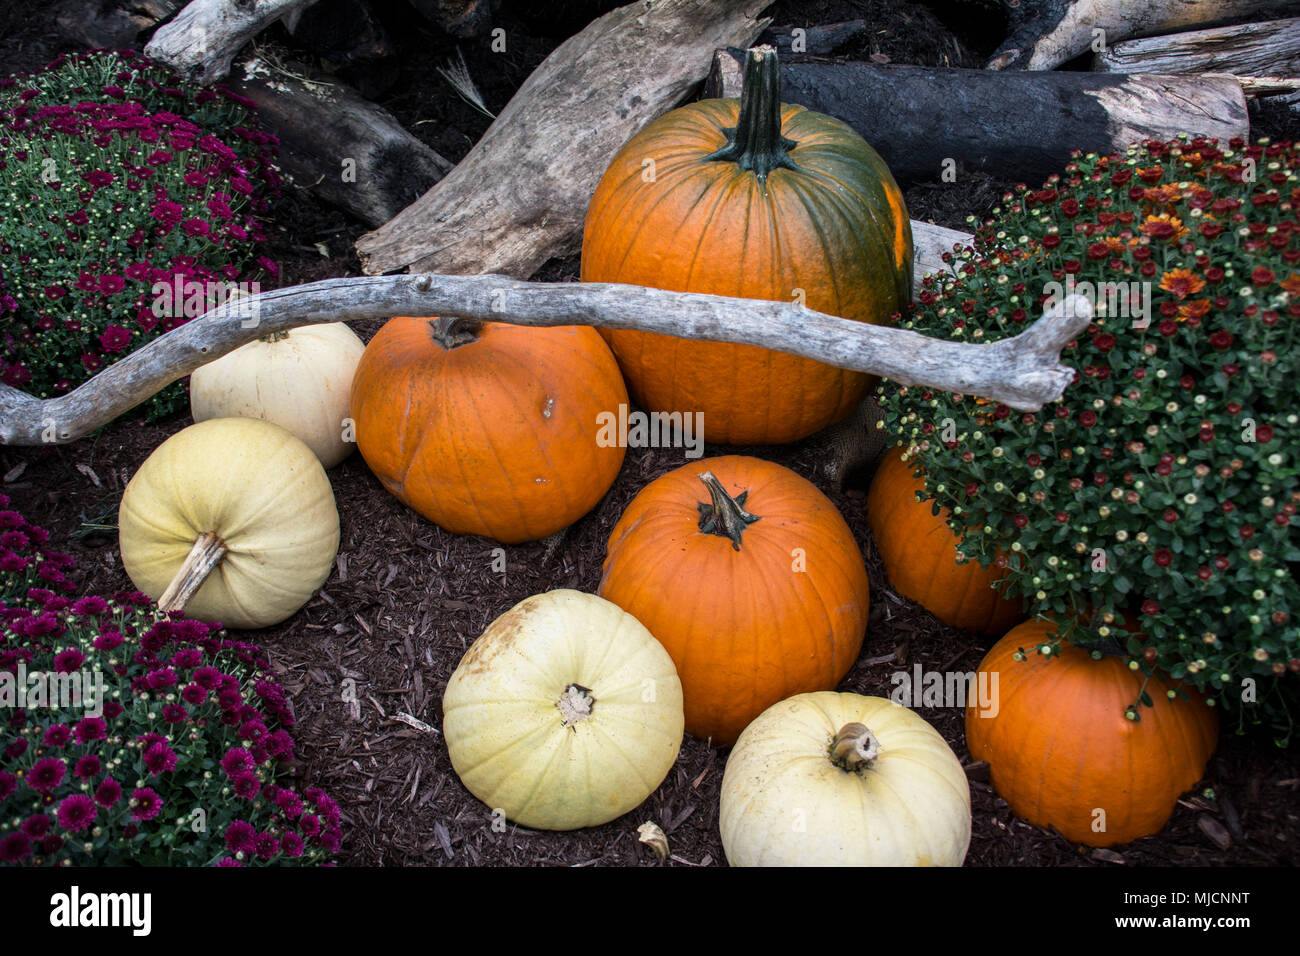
118, 418, 340, 630
720, 692, 971, 866
442, 589, 684, 831
190, 323, 364, 467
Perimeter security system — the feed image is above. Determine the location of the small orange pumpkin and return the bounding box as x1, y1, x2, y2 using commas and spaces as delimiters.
597, 455, 869, 745
350, 317, 627, 544
965, 618, 1220, 847
581, 46, 912, 446
867, 447, 1022, 635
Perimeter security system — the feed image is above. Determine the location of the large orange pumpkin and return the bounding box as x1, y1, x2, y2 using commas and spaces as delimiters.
867, 447, 1022, 635
581, 45, 912, 446
350, 317, 627, 544
597, 455, 870, 745
965, 619, 1220, 847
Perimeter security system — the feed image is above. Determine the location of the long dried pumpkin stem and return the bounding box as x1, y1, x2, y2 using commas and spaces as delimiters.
704, 45, 799, 184
697, 471, 760, 550
157, 531, 227, 614
830, 722, 880, 771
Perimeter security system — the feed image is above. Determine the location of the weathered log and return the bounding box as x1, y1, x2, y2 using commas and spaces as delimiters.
145, 0, 321, 85
986, 0, 1297, 71
230, 59, 453, 227
405, 0, 499, 38
759, 20, 868, 57
285, 0, 395, 72
354, 0, 770, 279
53, 0, 180, 49
0, 275, 1092, 446
706, 49, 1248, 185
1094, 17, 1300, 77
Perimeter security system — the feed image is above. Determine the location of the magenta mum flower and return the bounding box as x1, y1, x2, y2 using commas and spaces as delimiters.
73, 716, 107, 743
280, 831, 304, 857
74, 755, 102, 779
43, 724, 72, 747
52, 648, 85, 673
220, 747, 255, 777
94, 777, 122, 808
0, 831, 31, 863
129, 787, 162, 822
225, 820, 256, 854
22, 814, 51, 838
56, 794, 97, 832
231, 773, 260, 800
143, 741, 178, 775
28, 757, 67, 793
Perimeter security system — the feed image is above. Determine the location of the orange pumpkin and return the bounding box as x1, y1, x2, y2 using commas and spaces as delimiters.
581, 46, 912, 446
867, 447, 1022, 635
350, 317, 627, 544
597, 454, 869, 745
965, 618, 1220, 847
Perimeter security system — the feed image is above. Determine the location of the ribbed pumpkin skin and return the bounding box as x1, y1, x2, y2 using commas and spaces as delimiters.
350, 318, 628, 544
867, 448, 1022, 635
581, 99, 912, 446
597, 455, 870, 745
965, 619, 1220, 847
118, 418, 340, 630
442, 590, 684, 830
191, 322, 365, 468
720, 692, 971, 866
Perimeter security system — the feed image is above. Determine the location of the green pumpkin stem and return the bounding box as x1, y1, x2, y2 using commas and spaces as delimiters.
429, 316, 482, 350
157, 531, 227, 615
697, 471, 760, 550
830, 722, 880, 771
705, 45, 799, 185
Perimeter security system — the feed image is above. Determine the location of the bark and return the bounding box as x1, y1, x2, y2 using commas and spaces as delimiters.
145, 0, 321, 85
1094, 17, 1300, 78
230, 58, 453, 227
986, 0, 1297, 71
706, 49, 1248, 185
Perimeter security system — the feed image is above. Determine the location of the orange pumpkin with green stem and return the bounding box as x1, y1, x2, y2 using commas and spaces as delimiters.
598, 455, 870, 745
581, 45, 912, 446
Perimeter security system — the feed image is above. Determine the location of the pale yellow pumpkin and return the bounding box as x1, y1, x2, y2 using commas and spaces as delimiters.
442, 589, 684, 830
190, 323, 365, 468
118, 418, 340, 629
720, 692, 971, 866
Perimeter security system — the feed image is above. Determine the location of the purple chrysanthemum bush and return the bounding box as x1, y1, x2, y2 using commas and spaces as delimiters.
878, 136, 1300, 740
0, 494, 341, 866
0, 50, 278, 419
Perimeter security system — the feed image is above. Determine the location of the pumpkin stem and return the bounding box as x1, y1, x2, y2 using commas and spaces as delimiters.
704, 45, 799, 186
830, 722, 880, 771
157, 531, 227, 615
557, 683, 595, 728
697, 471, 760, 550
428, 316, 482, 350
258, 330, 291, 344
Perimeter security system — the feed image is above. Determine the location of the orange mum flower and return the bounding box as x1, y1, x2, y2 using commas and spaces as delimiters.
1176, 298, 1212, 322
1280, 273, 1300, 296
1143, 184, 1182, 204
1160, 268, 1206, 299
1141, 213, 1187, 242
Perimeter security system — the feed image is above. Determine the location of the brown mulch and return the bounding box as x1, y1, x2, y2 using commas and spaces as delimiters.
3, 0, 1299, 868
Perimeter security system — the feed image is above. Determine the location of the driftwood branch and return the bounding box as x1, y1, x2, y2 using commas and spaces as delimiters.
987, 0, 1297, 71
231, 58, 453, 227
145, 0, 320, 85
707, 49, 1248, 185
1094, 17, 1300, 77
355, 0, 770, 278
0, 276, 1092, 446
